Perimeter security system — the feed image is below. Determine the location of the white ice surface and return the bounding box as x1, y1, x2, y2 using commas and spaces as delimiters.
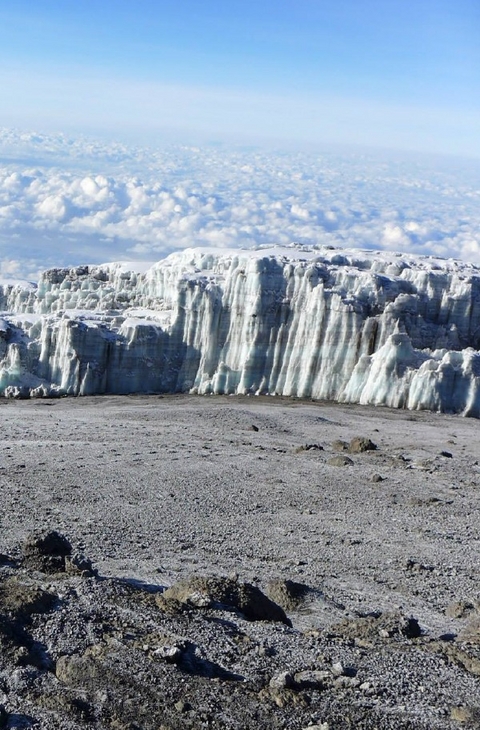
0, 244, 479, 415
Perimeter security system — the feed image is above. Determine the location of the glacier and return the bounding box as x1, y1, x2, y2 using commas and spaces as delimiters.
1, 245, 480, 416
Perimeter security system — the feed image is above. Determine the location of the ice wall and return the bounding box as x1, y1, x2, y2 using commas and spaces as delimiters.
1, 245, 480, 416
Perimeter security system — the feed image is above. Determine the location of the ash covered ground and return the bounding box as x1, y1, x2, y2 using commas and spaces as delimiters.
0, 395, 480, 729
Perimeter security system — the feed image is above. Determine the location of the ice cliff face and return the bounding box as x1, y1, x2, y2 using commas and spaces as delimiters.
1, 245, 480, 416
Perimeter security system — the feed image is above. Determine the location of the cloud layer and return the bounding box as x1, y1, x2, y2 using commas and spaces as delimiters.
1, 129, 479, 281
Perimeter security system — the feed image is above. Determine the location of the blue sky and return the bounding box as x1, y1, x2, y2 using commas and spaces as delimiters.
1, 0, 479, 156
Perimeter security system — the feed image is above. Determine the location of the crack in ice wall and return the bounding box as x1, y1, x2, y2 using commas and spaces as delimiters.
1, 245, 480, 416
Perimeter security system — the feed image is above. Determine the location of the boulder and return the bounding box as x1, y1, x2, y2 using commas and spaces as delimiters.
265, 579, 310, 612
157, 575, 291, 625
348, 437, 377, 454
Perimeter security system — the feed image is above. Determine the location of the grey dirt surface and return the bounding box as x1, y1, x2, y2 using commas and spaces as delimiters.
1, 394, 480, 729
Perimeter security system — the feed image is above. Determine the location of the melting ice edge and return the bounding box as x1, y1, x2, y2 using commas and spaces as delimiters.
1, 245, 480, 416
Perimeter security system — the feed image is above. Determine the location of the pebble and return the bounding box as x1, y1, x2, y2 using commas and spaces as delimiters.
153, 645, 184, 663
269, 671, 294, 690
331, 661, 345, 677
174, 700, 191, 713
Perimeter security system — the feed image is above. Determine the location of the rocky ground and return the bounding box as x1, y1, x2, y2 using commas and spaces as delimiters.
1, 394, 480, 729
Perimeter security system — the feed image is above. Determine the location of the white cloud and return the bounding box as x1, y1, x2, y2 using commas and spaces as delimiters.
382, 223, 411, 249
36, 194, 68, 221
0, 128, 480, 279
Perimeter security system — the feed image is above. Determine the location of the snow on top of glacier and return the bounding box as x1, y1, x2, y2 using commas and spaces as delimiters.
149, 244, 480, 277
97, 261, 156, 274
5, 243, 479, 296
0, 277, 37, 289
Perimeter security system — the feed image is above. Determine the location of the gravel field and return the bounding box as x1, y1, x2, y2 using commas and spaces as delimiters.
0, 394, 480, 729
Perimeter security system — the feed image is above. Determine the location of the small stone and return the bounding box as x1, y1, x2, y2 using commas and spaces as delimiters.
265, 579, 310, 611
14, 646, 29, 664
327, 455, 353, 467
405, 558, 434, 573
153, 645, 183, 663
174, 700, 191, 713
249, 424, 259, 432
450, 705, 473, 723
348, 437, 377, 454
446, 600, 475, 619
334, 676, 360, 689
65, 553, 96, 577
440, 450, 453, 458
294, 670, 330, 690
331, 661, 345, 677
331, 440, 348, 452
295, 443, 323, 453
269, 671, 294, 690
371, 473, 384, 483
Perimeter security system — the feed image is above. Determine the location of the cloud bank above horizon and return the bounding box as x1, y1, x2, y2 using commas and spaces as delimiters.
1, 1, 479, 158
1, 129, 479, 281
